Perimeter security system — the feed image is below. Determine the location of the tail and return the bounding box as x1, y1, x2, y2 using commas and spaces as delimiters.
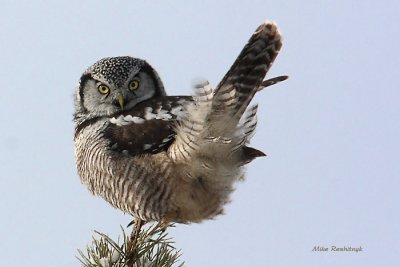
166, 20, 286, 222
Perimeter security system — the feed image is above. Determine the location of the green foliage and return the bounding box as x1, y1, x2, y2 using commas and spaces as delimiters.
77, 223, 184, 267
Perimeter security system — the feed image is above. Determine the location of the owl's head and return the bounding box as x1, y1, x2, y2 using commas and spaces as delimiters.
74, 56, 166, 123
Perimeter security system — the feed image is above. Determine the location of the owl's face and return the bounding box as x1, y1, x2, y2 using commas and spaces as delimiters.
74, 56, 166, 122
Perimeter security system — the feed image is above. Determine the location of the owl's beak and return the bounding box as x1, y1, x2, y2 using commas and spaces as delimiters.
117, 95, 124, 110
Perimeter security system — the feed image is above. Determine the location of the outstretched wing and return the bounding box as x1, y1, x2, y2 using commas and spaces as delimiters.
168, 21, 285, 163
213, 21, 283, 120
104, 96, 192, 155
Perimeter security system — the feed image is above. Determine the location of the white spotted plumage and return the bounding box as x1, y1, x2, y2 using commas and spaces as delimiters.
73, 21, 287, 223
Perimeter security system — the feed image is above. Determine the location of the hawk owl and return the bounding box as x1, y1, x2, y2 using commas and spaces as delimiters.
74, 21, 286, 223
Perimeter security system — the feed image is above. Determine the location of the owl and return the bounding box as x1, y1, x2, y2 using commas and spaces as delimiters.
74, 21, 286, 223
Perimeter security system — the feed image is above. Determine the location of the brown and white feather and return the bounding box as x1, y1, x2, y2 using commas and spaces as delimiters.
74, 21, 285, 223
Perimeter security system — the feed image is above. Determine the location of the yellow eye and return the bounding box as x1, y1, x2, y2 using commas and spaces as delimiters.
98, 84, 110, 94
129, 80, 140, 91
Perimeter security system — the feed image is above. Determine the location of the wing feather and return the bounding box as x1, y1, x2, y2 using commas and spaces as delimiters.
104, 97, 191, 155
167, 21, 285, 163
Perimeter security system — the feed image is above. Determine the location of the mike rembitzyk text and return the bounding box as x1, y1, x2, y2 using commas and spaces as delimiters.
312, 246, 363, 253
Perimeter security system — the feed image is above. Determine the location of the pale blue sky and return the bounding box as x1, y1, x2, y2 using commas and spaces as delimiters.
0, 1, 399, 266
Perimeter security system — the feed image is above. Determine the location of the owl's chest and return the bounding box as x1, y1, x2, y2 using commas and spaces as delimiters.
74, 120, 111, 179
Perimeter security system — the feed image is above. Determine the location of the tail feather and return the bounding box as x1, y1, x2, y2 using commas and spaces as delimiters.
241, 146, 266, 165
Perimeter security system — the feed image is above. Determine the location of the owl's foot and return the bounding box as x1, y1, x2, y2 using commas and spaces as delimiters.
126, 218, 145, 267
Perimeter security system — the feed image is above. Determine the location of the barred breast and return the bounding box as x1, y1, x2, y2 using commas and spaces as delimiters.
74, 120, 225, 223
75, 119, 172, 221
